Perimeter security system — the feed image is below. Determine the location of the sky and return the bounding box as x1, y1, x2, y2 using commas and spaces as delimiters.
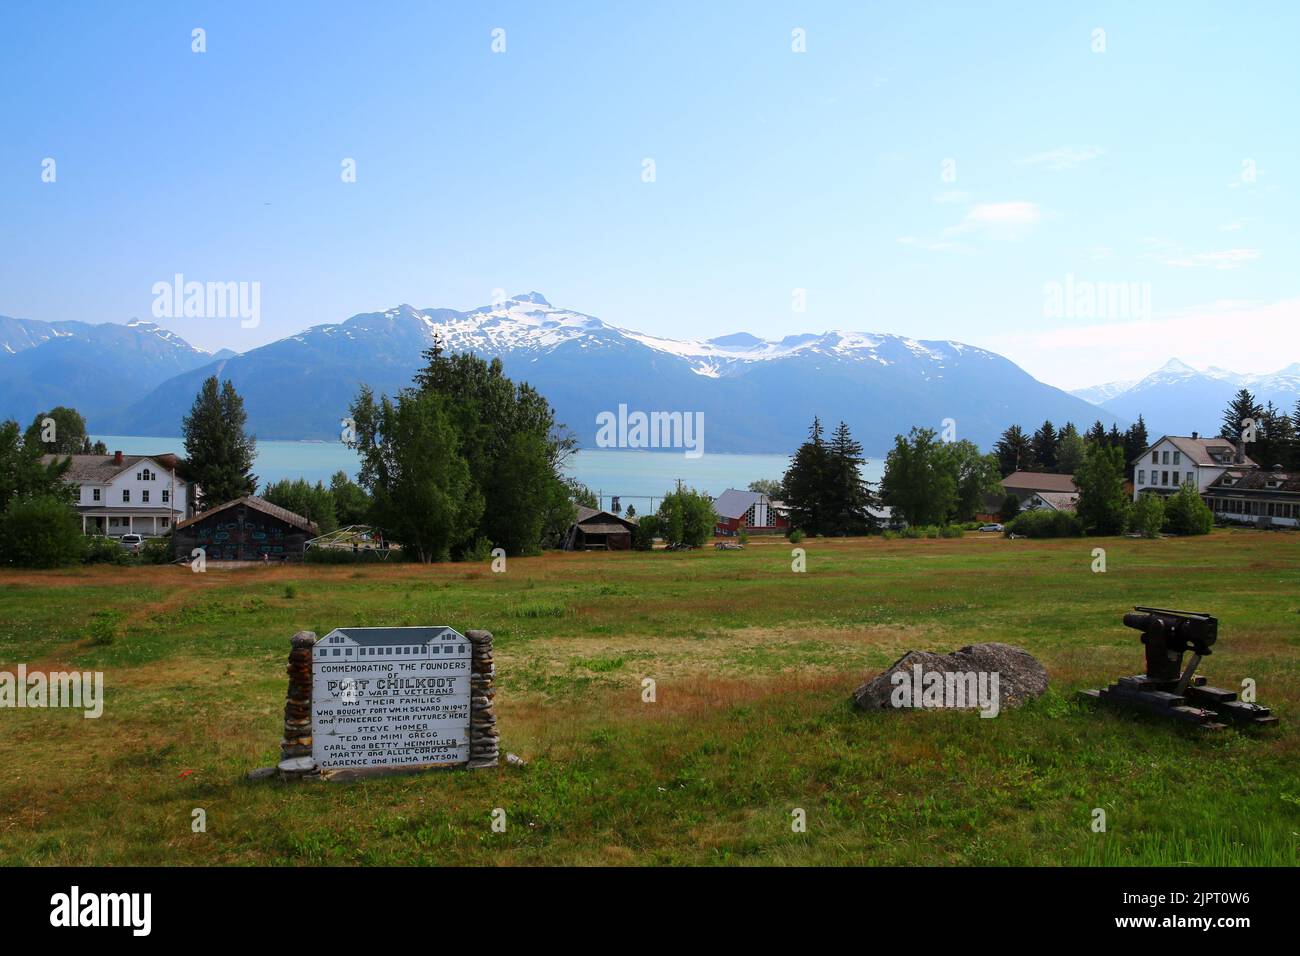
1, 1, 1297, 390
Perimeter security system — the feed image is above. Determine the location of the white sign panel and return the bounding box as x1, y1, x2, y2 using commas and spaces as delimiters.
311, 626, 472, 770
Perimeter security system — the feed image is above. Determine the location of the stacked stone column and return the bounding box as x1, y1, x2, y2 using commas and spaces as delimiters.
279, 630, 319, 780
466, 629, 499, 768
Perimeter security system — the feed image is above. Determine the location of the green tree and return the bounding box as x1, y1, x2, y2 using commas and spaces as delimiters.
880, 427, 956, 527
824, 421, 877, 534
1163, 481, 1213, 535
782, 417, 832, 535
0, 495, 83, 568
994, 425, 1034, 476
262, 478, 338, 535
998, 492, 1022, 524
24, 407, 89, 455
1221, 387, 1262, 442
1075, 442, 1130, 535
183, 377, 258, 509
938, 439, 1002, 523
1122, 415, 1149, 480
656, 487, 716, 547
329, 471, 370, 526
1131, 491, 1165, 538
1030, 421, 1057, 472
0, 420, 73, 514
748, 478, 784, 498
350, 386, 483, 563
1056, 426, 1086, 475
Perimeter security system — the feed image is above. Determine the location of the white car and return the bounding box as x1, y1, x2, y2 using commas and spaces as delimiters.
977, 523, 1004, 533
119, 533, 144, 553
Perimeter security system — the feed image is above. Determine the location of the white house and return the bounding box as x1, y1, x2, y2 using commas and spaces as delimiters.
45, 450, 195, 537
312, 626, 470, 662
1131, 434, 1254, 501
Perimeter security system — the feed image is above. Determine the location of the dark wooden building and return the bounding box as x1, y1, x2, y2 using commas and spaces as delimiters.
563, 506, 637, 551
172, 495, 319, 562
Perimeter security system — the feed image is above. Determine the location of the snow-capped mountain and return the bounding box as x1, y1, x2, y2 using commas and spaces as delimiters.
27, 294, 1116, 453
0, 315, 217, 426
1072, 358, 1300, 436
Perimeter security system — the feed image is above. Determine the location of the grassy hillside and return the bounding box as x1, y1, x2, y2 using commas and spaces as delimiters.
1, 530, 1297, 865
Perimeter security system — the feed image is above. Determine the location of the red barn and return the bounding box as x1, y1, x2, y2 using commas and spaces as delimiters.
712, 489, 789, 535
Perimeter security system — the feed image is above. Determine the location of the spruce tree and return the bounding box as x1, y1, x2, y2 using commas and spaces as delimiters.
182, 377, 258, 509
1030, 421, 1058, 472
1221, 388, 1261, 441
782, 417, 831, 535
994, 425, 1033, 476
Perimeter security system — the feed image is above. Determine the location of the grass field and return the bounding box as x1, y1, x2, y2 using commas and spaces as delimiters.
1, 530, 1298, 866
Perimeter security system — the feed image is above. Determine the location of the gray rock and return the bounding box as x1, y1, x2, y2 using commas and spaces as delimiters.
277, 756, 317, 774
246, 766, 277, 781
851, 642, 1048, 712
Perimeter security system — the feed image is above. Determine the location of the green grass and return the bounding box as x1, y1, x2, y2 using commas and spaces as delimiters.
0, 529, 1297, 865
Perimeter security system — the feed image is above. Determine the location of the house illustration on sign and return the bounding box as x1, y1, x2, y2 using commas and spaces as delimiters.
312, 626, 471, 661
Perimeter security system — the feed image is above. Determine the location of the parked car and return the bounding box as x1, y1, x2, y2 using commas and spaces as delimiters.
119, 533, 144, 553
977, 523, 1004, 533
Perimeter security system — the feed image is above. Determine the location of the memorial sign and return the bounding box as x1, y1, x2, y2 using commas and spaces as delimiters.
311, 626, 473, 770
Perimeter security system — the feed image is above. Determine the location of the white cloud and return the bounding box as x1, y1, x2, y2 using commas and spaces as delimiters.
985, 296, 1300, 390
1016, 146, 1105, 171
945, 201, 1041, 239
1160, 248, 1261, 270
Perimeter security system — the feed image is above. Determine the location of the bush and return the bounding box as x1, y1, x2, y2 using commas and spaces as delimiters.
1131, 492, 1165, 538
939, 525, 964, 538
786, 528, 805, 544
141, 536, 173, 564
737, 530, 750, 545
632, 514, 660, 551
0, 495, 84, 568
88, 609, 122, 646
83, 535, 132, 565
1164, 483, 1213, 535
1005, 509, 1084, 538
461, 536, 494, 562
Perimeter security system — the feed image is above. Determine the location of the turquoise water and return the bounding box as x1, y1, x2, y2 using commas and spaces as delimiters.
92, 436, 884, 509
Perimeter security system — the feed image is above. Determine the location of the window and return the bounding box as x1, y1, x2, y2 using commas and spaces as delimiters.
161, 518, 169, 528
1151, 451, 1158, 464
1173, 451, 1180, 465
1138, 470, 1145, 484
1186, 472, 1193, 485
142, 490, 150, 503
1162, 451, 1170, 464
1162, 471, 1169, 485
122, 490, 130, 502
162, 490, 170, 503
92, 488, 101, 501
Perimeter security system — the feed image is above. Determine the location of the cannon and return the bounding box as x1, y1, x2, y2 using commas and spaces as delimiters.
1079, 607, 1278, 729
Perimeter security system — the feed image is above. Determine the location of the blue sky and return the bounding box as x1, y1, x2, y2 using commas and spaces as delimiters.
2, 1, 1296, 388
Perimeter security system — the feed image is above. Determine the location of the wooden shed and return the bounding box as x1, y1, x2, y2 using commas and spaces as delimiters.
172, 495, 319, 562
563, 506, 637, 551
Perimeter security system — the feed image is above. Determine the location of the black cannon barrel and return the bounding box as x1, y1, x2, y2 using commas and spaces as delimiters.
1123, 611, 1155, 632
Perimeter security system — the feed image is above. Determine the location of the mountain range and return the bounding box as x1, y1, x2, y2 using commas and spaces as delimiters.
2, 294, 1122, 453
1070, 359, 1300, 437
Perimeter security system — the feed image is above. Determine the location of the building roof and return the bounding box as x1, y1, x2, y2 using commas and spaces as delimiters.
1206, 468, 1300, 495
320, 625, 466, 647
574, 506, 636, 529
1031, 491, 1080, 513
1000, 471, 1078, 494
1140, 435, 1255, 468
42, 452, 184, 483
174, 495, 319, 534
713, 488, 768, 520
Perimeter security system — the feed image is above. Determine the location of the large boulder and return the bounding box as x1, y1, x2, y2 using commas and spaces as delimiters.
851, 642, 1048, 712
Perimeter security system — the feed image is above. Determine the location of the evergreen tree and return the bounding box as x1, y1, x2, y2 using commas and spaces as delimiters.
825, 421, 877, 534
1030, 420, 1058, 472
782, 417, 832, 535
182, 377, 258, 509
1075, 442, 1130, 536
1122, 415, 1149, 481
1254, 402, 1294, 469
1084, 420, 1108, 447
1221, 387, 1262, 441
994, 425, 1034, 476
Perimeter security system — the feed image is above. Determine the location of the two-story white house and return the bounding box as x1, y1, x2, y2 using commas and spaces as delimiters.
45, 450, 196, 537
1131, 433, 1256, 501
